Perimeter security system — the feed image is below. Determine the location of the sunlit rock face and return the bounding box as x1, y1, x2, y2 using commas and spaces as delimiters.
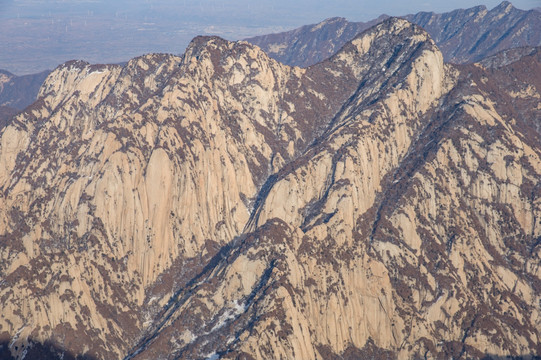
0, 18, 540, 360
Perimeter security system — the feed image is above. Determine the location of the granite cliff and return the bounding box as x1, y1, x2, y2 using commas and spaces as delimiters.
0, 18, 540, 359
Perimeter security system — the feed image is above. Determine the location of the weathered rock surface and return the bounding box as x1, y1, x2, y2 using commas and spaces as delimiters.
0, 17, 540, 360
246, 1, 541, 67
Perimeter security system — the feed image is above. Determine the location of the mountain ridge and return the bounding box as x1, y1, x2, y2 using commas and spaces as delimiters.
0, 17, 540, 360
246, 1, 541, 67
1, 0, 538, 131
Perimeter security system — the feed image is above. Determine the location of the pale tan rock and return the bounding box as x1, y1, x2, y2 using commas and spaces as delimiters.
0, 17, 540, 360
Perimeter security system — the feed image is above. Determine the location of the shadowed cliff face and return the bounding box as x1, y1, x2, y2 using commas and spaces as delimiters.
0, 69, 50, 128
0, 18, 540, 360
0, 70, 50, 110
0, 339, 96, 360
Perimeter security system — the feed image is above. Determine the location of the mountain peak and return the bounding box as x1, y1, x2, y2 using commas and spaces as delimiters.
494, 1, 514, 12
309, 17, 348, 33
186, 35, 227, 49
348, 17, 434, 50
319, 16, 347, 26
322, 16, 347, 23
183, 35, 266, 61
57, 59, 90, 71
374, 16, 419, 32
183, 35, 229, 57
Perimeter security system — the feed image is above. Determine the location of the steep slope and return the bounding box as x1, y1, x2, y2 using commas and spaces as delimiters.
126, 20, 541, 359
0, 22, 377, 359
127, 17, 450, 359
479, 47, 541, 137
1, 17, 540, 360
246, 1, 541, 67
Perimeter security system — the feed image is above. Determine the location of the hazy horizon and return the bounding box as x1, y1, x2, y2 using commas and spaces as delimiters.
1, 0, 540, 74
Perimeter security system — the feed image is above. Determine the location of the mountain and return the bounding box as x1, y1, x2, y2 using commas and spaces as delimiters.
243, 15, 388, 70
0, 69, 51, 111
0, 69, 51, 127
1, 18, 540, 359
246, 1, 541, 67
406, 1, 541, 64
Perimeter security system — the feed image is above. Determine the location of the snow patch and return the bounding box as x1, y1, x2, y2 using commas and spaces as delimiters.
209, 300, 246, 333
86, 68, 106, 76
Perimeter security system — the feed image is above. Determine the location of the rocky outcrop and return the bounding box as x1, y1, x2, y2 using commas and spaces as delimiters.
246, 1, 541, 67
0, 21, 382, 359
0, 17, 540, 360
127, 20, 541, 360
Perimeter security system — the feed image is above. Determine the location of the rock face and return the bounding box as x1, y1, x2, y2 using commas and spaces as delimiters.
246, 1, 541, 67
0, 18, 540, 360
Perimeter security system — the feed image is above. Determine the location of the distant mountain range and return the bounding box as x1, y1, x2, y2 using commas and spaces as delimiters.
0, 69, 50, 127
1, 1, 539, 127
246, 1, 541, 67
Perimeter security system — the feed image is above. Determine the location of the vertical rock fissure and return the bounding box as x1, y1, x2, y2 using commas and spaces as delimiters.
124, 243, 233, 359
300, 146, 345, 232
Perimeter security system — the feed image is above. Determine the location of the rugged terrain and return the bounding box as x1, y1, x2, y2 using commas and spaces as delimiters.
0, 18, 540, 359
247, 1, 541, 67
2, 0, 537, 130
244, 15, 388, 70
